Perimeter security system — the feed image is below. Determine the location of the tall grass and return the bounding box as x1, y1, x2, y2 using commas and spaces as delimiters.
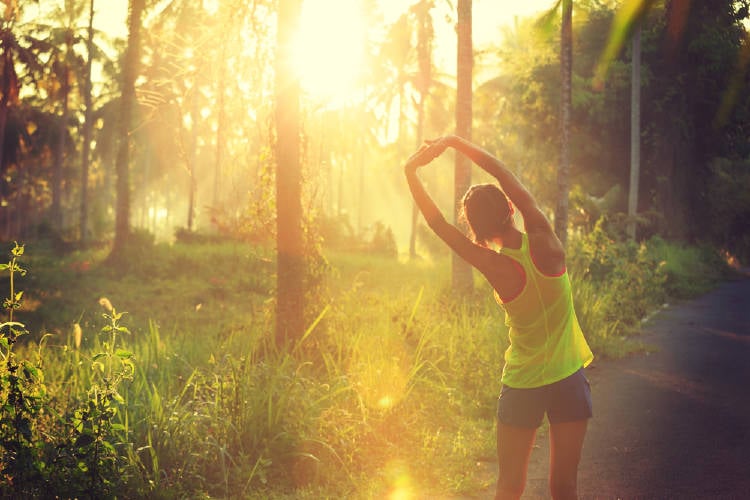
2, 234, 729, 498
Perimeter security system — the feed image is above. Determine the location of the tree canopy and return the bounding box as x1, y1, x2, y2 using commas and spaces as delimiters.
1, 0, 748, 259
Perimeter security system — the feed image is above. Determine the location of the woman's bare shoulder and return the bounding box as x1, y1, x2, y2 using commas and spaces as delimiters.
527, 230, 565, 276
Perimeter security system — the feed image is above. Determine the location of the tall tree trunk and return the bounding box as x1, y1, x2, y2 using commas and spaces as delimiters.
627, 23, 641, 240
187, 82, 197, 230
409, 95, 425, 258
0, 7, 24, 240
0, 33, 19, 200
113, 0, 145, 256
80, 0, 95, 245
275, 0, 305, 346
52, 62, 69, 232
555, 0, 572, 246
357, 107, 365, 234
213, 18, 229, 213
453, 0, 473, 291
409, 0, 433, 258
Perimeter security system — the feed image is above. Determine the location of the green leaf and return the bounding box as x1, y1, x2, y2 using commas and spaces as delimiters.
121, 359, 136, 377
0, 321, 26, 329
92, 352, 107, 361
22, 365, 39, 380
115, 349, 134, 359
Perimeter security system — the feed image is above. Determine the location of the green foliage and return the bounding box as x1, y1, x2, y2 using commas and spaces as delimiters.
568, 219, 730, 358
315, 214, 399, 258
53, 299, 135, 498
647, 237, 731, 299
0, 242, 48, 497
569, 220, 668, 335
367, 221, 398, 258
705, 157, 750, 262
485, 1, 750, 246
0, 235, 732, 498
0, 244, 141, 498
316, 213, 356, 250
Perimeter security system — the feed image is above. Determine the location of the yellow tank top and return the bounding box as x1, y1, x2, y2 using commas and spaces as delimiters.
495, 233, 594, 388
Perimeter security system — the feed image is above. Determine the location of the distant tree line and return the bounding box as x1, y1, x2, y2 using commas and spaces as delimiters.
0, 0, 747, 265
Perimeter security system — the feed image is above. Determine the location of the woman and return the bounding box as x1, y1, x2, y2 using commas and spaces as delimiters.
404, 135, 594, 500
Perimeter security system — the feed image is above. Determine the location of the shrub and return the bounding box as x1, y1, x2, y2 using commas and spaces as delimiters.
367, 221, 398, 258
0, 243, 48, 497
315, 213, 398, 258
648, 237, 731, 298
706, 157, 750, 263
568, 219, 667, 333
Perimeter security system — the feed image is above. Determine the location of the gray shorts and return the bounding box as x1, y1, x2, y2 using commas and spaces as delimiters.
497, 368, 593, 428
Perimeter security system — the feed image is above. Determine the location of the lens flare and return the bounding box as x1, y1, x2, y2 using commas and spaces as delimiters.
291, 0, 366, 105
350, 334, 410, 410
385, 459, 415, 500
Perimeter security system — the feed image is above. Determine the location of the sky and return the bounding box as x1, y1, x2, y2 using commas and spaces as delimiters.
33, 0, 554, 49
464, 0, 554, 46
26, 0, 555, 102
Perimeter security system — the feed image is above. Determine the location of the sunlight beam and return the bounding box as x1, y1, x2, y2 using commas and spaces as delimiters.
292, 0, 367, 106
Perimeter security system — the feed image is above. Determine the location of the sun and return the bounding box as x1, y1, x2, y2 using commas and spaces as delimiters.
292, 0, 367, 106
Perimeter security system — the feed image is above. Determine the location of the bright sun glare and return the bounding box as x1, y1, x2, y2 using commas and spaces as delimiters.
292, 0, 367, 106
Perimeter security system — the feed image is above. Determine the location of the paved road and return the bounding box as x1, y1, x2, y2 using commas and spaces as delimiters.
517, 272, 750, 499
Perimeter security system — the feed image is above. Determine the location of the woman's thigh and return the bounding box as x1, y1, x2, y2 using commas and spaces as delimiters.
496, 423, 537, 498
548, 420, 588, 496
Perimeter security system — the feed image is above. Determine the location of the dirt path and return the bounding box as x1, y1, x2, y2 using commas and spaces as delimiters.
456, 272, 750, 499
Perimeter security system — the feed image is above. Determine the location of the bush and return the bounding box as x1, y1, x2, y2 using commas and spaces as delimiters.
366, 221, 398, 258
568, 219, 668, 333
174, 227, 227, 245
648, 237, 731, 298
316, 214, 398, 258
706, 157, 750, 263
2, 232, 732, 498
316, 213, 356, 250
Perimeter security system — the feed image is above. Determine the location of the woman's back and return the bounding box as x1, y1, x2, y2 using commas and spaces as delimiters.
496, 233, 593, 389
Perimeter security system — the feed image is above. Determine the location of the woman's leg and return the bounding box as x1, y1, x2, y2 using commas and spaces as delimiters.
495, 423, 537, 500
548, 420, 588, 500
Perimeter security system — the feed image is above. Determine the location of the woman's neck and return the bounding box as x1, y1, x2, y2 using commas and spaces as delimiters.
495, 227, 522, 250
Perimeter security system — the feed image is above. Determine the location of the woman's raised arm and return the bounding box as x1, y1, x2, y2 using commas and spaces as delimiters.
404, 141, 499, 273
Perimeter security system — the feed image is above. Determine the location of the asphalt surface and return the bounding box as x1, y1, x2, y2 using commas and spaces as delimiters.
517, 271, 750, 499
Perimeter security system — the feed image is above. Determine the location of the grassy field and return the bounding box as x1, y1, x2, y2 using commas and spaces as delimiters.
0, 234, 731, 498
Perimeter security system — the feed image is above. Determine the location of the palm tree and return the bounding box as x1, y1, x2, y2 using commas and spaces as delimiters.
453, 0, 473, 290
275, 0, 304, 346
627, 22, 641, 240
0, 34, 19, 179
0, 4, 50, 238
80, 0, 95, 245
211, 1, 248, 212
0, 4, 46, 185
555, 0, 572, 245
48, 0, 88, 234
409, 0, 434, 258
112, 0, 145, 257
